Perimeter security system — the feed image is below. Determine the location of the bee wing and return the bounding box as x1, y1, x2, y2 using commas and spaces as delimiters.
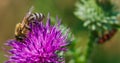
21, 6, 34, 25
26, 6, 34, 18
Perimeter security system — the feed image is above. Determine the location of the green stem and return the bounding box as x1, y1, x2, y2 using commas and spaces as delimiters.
85, 31, 98, 63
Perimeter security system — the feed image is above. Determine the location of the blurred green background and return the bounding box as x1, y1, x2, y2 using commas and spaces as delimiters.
0, 0, 120, 63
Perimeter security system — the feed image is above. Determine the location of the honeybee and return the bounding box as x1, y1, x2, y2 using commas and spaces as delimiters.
15, 6, 44, 42
98, 29, 117, 44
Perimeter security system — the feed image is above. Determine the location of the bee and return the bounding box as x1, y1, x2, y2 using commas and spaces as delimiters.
15, 6, 44, 42
98, 29, 117, 44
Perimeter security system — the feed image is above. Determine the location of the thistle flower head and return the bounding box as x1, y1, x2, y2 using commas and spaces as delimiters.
74, 0, 119, 32
6, 14, 70, 63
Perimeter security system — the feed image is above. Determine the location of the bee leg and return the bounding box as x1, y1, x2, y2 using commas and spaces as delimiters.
15, 23, 22, 35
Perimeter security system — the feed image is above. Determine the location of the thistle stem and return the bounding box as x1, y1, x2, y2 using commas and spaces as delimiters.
85, 31, 98, 63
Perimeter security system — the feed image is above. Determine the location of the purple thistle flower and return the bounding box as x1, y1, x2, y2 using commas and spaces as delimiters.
5, 14, 70, 63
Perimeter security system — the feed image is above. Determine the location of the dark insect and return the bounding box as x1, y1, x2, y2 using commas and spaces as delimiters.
98, 29, 117, 44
